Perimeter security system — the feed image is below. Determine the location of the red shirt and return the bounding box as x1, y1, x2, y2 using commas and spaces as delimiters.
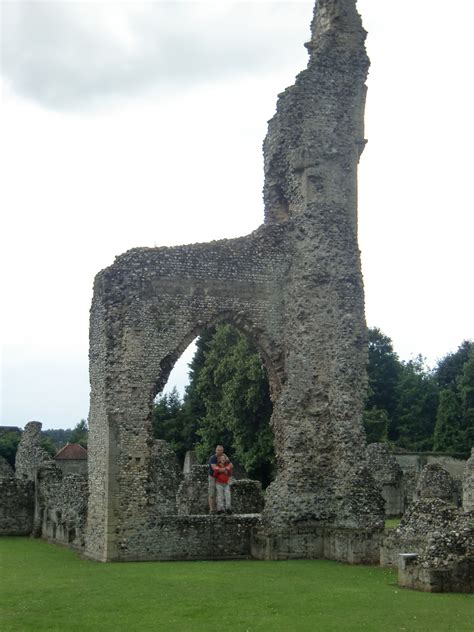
212, 463, 232, 484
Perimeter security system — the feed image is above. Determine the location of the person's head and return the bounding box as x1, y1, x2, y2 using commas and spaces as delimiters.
218, 455, 228, 466
215, 445, 224, 457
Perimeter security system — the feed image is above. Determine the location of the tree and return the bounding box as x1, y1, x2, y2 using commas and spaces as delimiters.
433, 388, 463, 452
392, 356, 438, 451
436, 340, 473, 390
0, 431, 21, 468
70, 419, 88, 448
365, 328, 402, 440
433, 342, 474, 454
362, 407, 388, 443
152, 388, 196, 462
193, 324, 275, 486
40, 434, 57, 456
43, 428, 73, 450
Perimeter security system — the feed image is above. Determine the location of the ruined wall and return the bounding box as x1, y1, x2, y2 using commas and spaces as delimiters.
463, 448, 474, 511
0, 455, 14, 478
0, 476, 34, 535
15, 421, 54, 481
381, 498, 459, 567
86, 0, 384, 562
35, 465, 88, 550
414, 463, 461, 507
176, 466, 264, 516
398, 510, 474, 593
366, 443, 404, 517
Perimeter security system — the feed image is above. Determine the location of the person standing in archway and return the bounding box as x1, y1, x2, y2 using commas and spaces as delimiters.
208, 445, 232, 513
212, 454, 233, 514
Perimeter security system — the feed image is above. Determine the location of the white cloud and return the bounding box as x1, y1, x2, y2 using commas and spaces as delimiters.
1, 0, 473, 429
1, 2, 313, 109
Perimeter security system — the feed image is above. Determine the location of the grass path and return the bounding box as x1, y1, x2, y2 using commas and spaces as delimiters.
1, 537, 473, 631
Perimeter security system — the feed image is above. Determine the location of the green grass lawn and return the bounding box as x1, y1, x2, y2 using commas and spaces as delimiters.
1, 538, 473, 632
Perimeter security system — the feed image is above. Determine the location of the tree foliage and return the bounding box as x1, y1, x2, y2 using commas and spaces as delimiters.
154, 328, 473, 484
193, 324, 274, 486
391, 356, 438, 451
70, 419, 88, 448
433, 342, 474, 453
152, 324, 275, 485
0, 431, 21, 468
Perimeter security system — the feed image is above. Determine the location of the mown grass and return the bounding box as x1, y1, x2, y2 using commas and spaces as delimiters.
1, 537, 473, 632
385, 518, 402, 529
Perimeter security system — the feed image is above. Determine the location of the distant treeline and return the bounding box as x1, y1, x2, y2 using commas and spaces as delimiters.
0, 420, 88, 468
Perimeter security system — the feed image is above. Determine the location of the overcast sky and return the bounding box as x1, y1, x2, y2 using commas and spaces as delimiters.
1, 0, 473, 431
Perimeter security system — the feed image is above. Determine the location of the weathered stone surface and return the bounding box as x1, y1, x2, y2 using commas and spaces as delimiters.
231, 480, 265, 514
85, 0, 384, 562
462, 447, 474, 511
0, 477, 34, 535
86, 514, 262, 562
398, 510, 474, 593
381, 498, 458, 567
366, 443, 403, 517
177, 465, 264, 515
414, 463, 461, 507
176, 465, 209, 515
35, 464, 88, 550
0, 456, 14, 478
15, 421, 54, 481
147, 440, 182, 516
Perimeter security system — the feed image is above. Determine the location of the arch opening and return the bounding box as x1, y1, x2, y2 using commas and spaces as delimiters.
152, 322, 276, 488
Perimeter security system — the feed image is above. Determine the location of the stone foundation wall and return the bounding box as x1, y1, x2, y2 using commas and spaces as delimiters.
251, 526, 382, 564
87, 514, 262, 562
397, 510, 474, 593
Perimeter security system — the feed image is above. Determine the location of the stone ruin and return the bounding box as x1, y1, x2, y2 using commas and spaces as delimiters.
365, 445, 466, 519
365, 443, 404, 517
0, 421, 267, 554
380, 460, 474, 592
85, 0, 385, 565
1, 0, 472, 592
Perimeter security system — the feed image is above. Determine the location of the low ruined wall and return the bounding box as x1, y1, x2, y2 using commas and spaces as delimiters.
381, 498, 459, 567
37, 467, 88, 550
399, 561, 474, 593
251, 526, 383, 564
0, 477, 34, 535
177, 466, 265, 516
398, 510, 474, 593
98, 514, 262, 561
232, 480, 264, 514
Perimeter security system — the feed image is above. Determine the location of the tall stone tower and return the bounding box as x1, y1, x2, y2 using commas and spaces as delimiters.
86, 0, 384, 562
